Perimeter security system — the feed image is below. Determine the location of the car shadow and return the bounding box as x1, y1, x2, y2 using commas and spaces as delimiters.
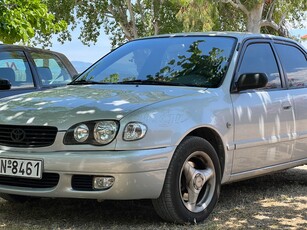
0, 166, 306, 229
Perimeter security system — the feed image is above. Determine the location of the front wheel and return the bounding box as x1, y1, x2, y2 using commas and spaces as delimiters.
152, 136, 221, 223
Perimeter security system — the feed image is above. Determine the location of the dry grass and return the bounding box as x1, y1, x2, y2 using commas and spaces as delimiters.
0, 165, 306, 230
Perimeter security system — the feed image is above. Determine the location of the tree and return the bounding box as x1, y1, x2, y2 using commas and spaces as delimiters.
45, 0, 184, 47
0, 0, 67, 44
176, 0, 307, 37
175, 0, 217, 32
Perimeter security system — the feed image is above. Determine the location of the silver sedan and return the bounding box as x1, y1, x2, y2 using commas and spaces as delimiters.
0, 32, 306, 223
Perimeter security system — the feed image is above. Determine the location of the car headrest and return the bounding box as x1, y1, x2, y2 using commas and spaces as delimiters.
0, 67, 16, 84
37, 67, 52, 82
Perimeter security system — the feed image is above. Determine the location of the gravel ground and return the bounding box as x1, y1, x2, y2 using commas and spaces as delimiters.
0, 165, 306, 230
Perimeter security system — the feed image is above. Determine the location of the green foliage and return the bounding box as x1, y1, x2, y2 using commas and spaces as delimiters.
175, 0, 218, 32
175, 0, 247, 32
175, 0, 307, 37
0, 0, 67, 44
240, 0, 263, 11
103, 73, 119, 83
213, 2, 246, 32
45, 0, 184, 48
261, 0, 306, 35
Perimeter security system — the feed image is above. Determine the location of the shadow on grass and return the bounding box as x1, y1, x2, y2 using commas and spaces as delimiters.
0, 166, 306, 229
209, 166, 307, 229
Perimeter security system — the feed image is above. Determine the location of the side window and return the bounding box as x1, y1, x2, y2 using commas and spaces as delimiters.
0, 51, 34, 89
31, 52, 72, 86
238, 43, 281, 89
275, 44, 307, 88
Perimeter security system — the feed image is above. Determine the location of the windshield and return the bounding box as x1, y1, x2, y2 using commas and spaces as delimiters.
74, 36, 236, 88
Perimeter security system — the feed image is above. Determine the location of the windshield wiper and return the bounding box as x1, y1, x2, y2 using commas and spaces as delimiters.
68, 79, 110, 85
117, 80, 187, 86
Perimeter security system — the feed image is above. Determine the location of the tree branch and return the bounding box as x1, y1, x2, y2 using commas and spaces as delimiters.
265, 0, 277, 20
220, 0, 249, 15
278, 13, 290, 37
259, 19, 279, 30
103, 13, 115, 19
137, 0, 145, 24
261, 9, 289, 37
107, 5, 132, 40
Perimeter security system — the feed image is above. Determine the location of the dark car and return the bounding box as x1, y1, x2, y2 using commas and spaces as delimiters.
0, 45, 78, 98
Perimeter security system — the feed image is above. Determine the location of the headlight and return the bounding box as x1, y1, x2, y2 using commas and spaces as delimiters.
94, 121, 118, 144
123, 122, 147, 141
74, 124, 89, 142
64, 120, 119, 145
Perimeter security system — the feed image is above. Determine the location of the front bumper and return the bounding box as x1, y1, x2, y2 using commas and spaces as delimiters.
0, 146, 175, 200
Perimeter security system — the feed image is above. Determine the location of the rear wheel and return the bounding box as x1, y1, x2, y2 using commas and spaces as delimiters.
152, 136, 221, 223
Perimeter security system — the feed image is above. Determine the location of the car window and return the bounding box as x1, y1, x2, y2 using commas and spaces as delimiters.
77, 37, 236, 87
31, 52, 71, 86
275, 43, 307, 88
96, 49, 149, 82
0, 51, 34, 89
238, 43, 281, 89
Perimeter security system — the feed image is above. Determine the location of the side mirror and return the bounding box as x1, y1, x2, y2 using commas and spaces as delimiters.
236, 73, 268, 92
0, 79, 11, 90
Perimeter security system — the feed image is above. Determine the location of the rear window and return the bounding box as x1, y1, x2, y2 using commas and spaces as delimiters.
275, 43, 307, 88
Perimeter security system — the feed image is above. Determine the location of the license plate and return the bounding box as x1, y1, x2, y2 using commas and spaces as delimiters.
0, 157, 43, 179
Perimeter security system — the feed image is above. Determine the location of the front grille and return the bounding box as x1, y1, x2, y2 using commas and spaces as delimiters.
0, 173, 59, 188
0, 124, 57, 147
72, 175, 93, 191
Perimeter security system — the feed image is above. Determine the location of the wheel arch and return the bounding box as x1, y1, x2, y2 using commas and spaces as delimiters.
186, 127, 225, 175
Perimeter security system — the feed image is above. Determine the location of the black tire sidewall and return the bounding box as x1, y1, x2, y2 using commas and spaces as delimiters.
166, 136, 221, 223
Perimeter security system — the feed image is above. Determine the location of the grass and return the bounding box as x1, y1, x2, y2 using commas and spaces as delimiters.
0, 165, 306, 229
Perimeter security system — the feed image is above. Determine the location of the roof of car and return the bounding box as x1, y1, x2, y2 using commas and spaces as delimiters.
0, 44, 65, 56
136, 31, 299, 44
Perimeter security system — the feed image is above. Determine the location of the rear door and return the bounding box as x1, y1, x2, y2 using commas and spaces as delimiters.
231, 39, 295, 173
274, 41, 307, 161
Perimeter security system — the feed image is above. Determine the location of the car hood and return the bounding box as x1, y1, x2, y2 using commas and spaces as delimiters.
0, 85, 201, 130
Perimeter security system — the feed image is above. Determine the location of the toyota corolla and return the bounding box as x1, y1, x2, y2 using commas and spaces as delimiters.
0, 32, 306, 223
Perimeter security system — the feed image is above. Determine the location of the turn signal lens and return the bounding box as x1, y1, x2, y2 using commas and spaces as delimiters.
123, 122, 147, 141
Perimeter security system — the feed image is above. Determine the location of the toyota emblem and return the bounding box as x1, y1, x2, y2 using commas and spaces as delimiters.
10, 128, 26, 142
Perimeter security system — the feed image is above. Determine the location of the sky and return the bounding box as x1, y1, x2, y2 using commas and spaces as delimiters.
49, 27, 112, 64
48, 25, 307, 65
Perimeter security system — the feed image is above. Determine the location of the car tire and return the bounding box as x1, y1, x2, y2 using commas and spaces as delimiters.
0, 193, 39, 203
152, 136, 221, 223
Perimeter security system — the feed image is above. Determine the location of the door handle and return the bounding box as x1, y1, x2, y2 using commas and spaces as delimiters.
282, 103, 292, 110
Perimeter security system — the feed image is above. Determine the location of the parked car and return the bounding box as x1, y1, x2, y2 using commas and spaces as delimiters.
0, 32, 306, 223
0, 44, 77, 98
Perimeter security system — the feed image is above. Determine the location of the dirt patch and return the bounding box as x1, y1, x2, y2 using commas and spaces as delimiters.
0, 165, 306, 229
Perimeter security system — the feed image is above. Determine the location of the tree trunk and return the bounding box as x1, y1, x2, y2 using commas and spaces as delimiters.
152, 0, 163, 35
246, 2, 265, 33
126, 0, 138, 38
